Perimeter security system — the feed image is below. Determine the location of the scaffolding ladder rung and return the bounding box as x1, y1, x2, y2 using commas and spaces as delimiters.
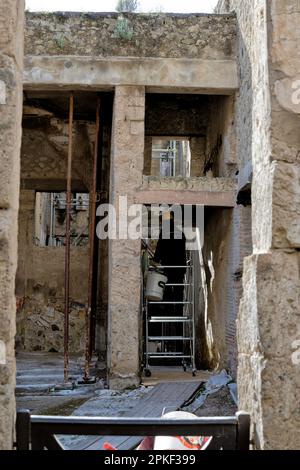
149, 316, 191, 323
145, 353, 192, 359
148, 336, 192, 341
148, 301, 192, 305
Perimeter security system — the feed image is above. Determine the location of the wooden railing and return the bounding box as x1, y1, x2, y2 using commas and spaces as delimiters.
16, 410, 250, 450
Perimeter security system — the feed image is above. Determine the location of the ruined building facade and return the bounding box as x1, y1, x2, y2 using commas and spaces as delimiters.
0, 0, 299, 450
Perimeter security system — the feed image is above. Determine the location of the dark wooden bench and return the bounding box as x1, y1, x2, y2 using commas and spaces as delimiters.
16, 409, 250, 450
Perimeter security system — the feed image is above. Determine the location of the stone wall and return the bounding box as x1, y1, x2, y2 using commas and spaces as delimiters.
195, 203, 251, 376
21, 114, 95, 191
17, 110, 95, 353
25, 12, 236, 60
217, 0, 300, 449
206, 96, 237, 177
0, 0, 24, 451
16, 190, 89, 353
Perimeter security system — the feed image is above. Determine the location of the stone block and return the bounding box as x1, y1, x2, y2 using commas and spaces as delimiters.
126, 105, 145, 122
0, 210, 17, 343
272, 161, 300, 248
238, 252, 300, 358
0, 55, 22, 210
0, 0, 24, 67
260, 357, 300, 449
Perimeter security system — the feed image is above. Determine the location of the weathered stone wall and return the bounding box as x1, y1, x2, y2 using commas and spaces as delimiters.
141, 176, 236, 192
269, 1, 300, 249
16, 190, 89, 353
145, 94, 235, 178
217, 0, 300, 449
145, 94, 209, 137
217, 0, 272, 252
206, 96, 237, 177
201, 208, 234, 370
0, 0, 24, 450
196, 203, 251, 376
17, 111, 95, 353
25, 12, 236, 60
21, 114, 95, 191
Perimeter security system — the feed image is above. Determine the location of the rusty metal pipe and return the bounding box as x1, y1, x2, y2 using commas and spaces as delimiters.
84, 97, 101, 381
64, 92, 74, 383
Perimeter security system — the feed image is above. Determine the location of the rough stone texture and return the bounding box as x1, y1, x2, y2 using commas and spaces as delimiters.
0, 0, 24, 450
25, 12, 236, 60
23, 56, 238, 94
190, 137, 206, 177
269, 1, 300, 249
206, 96, 237, 177
272, 161, 300, 248
107, 86, 145, 389
195, 204, 252, 376
16, 190, 89, 353
217, 0, 300, 449
217, 0, 273, 253
142, 175, 236, 192
16, 109, 96, 353
238, 253, 300, 449
145, 94, 209, 137
21, 116, 95, 191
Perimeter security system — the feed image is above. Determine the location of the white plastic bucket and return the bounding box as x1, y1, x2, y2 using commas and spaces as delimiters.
154, 411, 213, 451
145, 270, 168, 301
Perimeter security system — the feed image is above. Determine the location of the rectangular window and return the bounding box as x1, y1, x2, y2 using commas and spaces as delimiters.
151, 138, 191, 178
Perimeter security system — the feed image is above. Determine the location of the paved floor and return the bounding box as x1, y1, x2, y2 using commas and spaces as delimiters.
141, 366, 212, 386
59, 381, 202, 450
16, 353, 210, 418
16, 351, 105, 415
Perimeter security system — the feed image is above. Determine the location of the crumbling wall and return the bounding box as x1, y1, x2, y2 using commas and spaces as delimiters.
217, 0, 300, 449
0, 0, 24, 450
21, 115, 95, 191
25, 12, 236, 60
198, 204, 251, 376
17, 111, 95, 353
205, 96, 237, 177
201, 208, 234, 370
16, 190, 89, 353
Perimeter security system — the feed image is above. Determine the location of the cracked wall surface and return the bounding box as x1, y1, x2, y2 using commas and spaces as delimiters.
217, 0, 300, 449
0, 0, 24, 450
25, 12, 236, 60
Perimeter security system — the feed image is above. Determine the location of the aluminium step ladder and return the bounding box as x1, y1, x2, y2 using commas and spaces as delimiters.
143, 254, 196, 377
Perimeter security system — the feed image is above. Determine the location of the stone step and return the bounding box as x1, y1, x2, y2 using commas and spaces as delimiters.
16, 383, 59, 394
17, 367, 81, 376
17, 374, 81, 385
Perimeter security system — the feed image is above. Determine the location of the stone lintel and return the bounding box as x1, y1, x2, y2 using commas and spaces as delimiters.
135, 189, 236, 207
24, 56, 238, 94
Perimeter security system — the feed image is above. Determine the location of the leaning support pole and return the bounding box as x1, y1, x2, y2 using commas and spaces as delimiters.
83, 97, 100, 382
64, 92, 74, 383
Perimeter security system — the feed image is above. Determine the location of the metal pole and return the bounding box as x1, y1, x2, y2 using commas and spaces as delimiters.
64, 92, 74, 383
83, 97, 100, 381
49, 193, 53, 246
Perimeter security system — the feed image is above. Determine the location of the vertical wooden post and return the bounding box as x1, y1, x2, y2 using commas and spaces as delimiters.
84, 97, 101, 381
64, 92, 74, 383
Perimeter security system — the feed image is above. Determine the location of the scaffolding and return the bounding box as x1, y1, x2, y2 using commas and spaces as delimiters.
143, 252, 196, 377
